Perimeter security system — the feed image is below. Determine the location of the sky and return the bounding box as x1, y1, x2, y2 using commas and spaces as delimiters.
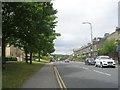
52, 0, 119, 55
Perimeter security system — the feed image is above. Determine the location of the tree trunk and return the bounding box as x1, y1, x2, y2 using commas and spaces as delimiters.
38, 51, 40, 62
2, 41, 6, 64
30, 52, 32, 64
118, 52, 120, 65
24, 48, 28, 63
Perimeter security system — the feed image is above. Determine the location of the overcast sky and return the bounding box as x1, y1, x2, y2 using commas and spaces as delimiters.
52, 0, 119, 55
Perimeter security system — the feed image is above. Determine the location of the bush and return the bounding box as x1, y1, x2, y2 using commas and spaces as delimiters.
98, 39, 117, 55
6, 56, 17, 61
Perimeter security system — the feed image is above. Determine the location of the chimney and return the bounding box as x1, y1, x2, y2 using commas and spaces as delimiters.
104, 33, 109, 37
97, 37, 102, 41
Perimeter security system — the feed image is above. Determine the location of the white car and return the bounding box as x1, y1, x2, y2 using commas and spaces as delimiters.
95, 56, 116, 68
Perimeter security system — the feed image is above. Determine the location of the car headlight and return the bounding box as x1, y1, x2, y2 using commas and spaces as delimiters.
113, 61, 116, 64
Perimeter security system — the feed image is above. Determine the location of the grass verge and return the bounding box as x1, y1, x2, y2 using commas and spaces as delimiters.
2, 61, 47, 88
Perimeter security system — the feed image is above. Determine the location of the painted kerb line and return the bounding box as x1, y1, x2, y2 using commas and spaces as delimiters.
54, 67, 63, 89
55, 67, 67, 89
54, 66, 67, 90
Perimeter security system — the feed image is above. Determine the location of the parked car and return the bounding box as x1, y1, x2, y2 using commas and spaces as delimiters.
95, 56, 116, 68
85, 58, 95, 65
65, 60, 70, 63
49, 59, 53, 63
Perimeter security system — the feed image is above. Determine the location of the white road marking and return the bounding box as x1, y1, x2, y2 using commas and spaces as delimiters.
78, 62, 84, 64
48, 62, 55, 64
82, 67, 89, 70
93, 70, 111, 76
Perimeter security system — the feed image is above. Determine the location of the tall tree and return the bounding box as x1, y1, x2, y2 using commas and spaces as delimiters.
2, 2, 59, 64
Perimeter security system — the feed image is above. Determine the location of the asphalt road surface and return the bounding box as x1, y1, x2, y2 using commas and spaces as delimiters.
54, 61, 118, 88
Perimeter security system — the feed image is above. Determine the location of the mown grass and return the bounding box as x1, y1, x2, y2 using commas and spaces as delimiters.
2, 61, 47, 88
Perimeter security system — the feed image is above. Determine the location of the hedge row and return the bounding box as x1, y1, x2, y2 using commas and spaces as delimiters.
5, 56, 17, 61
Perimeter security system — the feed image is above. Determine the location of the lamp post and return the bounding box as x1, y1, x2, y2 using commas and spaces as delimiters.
83, 22, 93, 57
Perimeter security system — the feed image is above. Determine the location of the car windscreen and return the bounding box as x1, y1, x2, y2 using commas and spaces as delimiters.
100, 56, 110, 59
88, 59, 94, 61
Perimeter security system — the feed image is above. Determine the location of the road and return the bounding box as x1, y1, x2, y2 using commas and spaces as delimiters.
54, 61, 118, 88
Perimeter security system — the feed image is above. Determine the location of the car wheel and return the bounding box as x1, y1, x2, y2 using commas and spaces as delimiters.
100, 63, 103, 68
95, 64, 97, 67
112, 66, 116, 68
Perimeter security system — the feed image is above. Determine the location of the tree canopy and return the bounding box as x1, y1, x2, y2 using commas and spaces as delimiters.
2, 2, 60, 64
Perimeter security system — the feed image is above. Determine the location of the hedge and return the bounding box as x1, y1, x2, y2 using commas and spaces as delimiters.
5, 56, 17, 61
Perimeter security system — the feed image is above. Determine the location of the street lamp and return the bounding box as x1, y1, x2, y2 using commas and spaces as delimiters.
83, 22, 93, 57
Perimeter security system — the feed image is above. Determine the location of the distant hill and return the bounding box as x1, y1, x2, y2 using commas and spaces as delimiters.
52, 54, 70, 61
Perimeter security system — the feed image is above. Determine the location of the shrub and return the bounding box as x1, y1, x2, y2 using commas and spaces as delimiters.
98, 39, 117, 55
6, 56, 17, 61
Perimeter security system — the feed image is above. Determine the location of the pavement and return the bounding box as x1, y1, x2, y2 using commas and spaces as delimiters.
21, 62, 59, 88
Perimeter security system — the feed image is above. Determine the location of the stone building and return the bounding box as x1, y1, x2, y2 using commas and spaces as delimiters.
73, 29, 118, 59
6, 45, 24, 61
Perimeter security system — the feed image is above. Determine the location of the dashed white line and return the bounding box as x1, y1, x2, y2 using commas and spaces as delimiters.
93, 70, 111, 76
82, 67, 89, 70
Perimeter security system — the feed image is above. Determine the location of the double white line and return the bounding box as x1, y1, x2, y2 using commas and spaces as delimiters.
53, 66, 67, 90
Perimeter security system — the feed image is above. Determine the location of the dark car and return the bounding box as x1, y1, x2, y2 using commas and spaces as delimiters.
65, 60, 70, 63
49, 59, 53, 63
85, 58, 95, 65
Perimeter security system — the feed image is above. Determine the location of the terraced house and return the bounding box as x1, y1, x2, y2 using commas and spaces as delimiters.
73, 29, 118, 60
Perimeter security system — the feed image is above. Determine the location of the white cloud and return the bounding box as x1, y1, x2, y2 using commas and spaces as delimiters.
52, 0, 119, 55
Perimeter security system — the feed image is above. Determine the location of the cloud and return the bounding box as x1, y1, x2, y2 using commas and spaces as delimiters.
52, 0, 119, 55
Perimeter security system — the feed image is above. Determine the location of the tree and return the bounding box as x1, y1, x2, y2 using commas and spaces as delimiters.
2, 2, 59, 65
2, 3, 20, 64
98, 39, 117, 55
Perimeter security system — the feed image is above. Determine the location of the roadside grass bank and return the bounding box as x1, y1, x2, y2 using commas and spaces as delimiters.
2, 61, 47, 88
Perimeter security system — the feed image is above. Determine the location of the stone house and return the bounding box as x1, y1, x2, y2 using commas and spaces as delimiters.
73, 29, 118, 59
6, 45, 24, 61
